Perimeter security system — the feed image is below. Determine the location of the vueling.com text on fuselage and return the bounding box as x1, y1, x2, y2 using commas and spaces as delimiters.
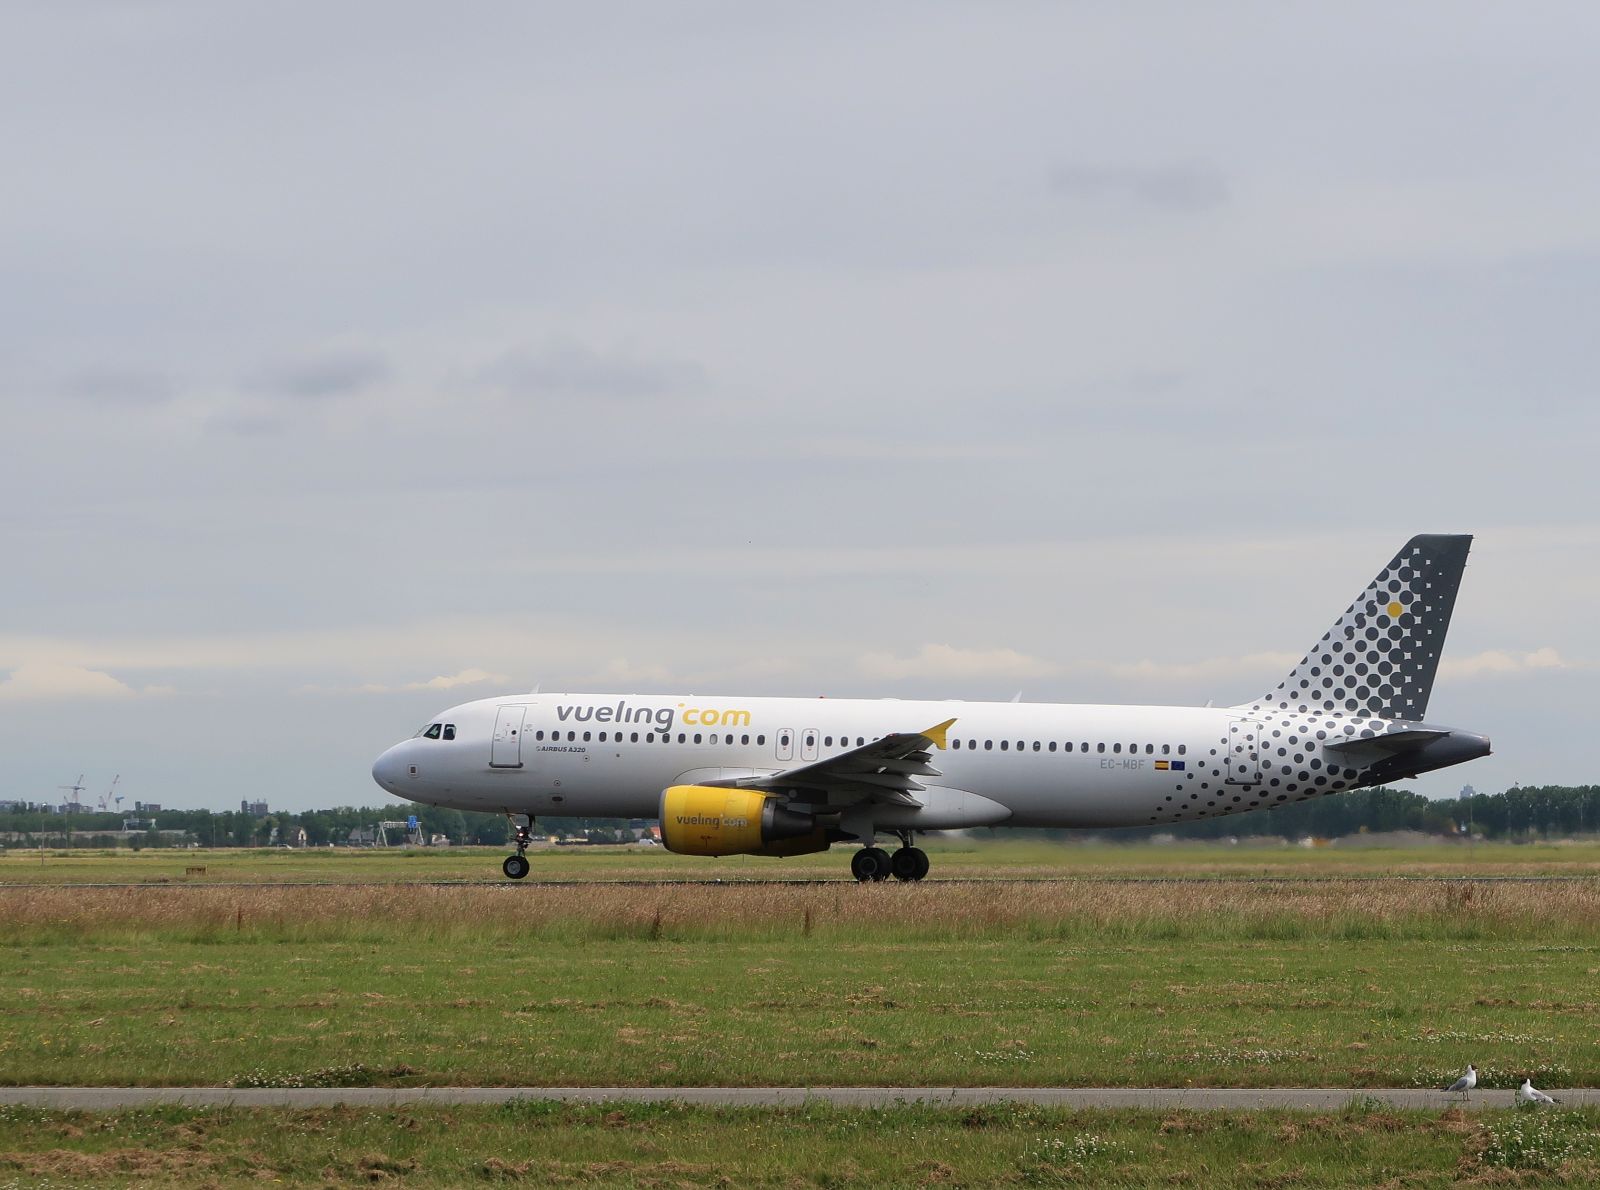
553, 701, 752, 735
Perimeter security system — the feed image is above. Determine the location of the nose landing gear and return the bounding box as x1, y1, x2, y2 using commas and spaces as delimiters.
502, 813, 535, 880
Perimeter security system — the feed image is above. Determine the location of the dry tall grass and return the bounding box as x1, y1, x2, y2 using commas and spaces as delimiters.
3, 878, 1597, 944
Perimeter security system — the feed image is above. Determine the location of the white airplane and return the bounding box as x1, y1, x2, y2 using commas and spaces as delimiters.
372, 535, 1489, 881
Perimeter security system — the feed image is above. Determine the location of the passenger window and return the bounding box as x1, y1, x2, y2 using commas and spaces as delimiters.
1047, 741, 1056, 752
1146, 744, 1154, 754
646, 733, 655, 743
694, 733, 702, 744
984, 740, 993, 751
1162, 744, 1171, 755
825, 736, 833, 747
741, 734, 750, 745
1097, 743, 1105, 753
677, 733, 686, 743
757, 735, 766, 745
423, 724, 442, 740
583, 731, 591, 742
536, 730, 545, 741
631, 732, 639, 743
1177, 744, 1187, 755
1113, 743, 1122, 753
567, 731, 576, 742
1000, 740, 1009, 750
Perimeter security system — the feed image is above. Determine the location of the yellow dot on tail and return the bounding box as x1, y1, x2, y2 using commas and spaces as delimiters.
1386, 601, 1403, 618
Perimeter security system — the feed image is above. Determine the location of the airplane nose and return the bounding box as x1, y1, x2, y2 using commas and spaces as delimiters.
372, 745, 405, 793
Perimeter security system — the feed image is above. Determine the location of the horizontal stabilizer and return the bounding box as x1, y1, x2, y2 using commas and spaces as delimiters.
1324, 728, 1450, 754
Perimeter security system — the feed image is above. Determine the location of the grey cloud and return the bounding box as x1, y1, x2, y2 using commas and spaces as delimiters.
478, 342, 707, 402
1047, 163, 1228, 213
60, 367, 176, 405
248, 351, 391, 399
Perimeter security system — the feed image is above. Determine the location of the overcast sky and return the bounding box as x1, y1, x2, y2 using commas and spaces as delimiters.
3, 3, 1596, 814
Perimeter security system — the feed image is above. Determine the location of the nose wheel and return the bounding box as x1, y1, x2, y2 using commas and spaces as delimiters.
502, 813, 535, 880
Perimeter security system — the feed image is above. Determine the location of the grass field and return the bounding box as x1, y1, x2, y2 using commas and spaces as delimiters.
3, 873, 1599, 1090
1, 1100, 1598, 1187
4, 845, 1599, 1186
4, 837, 1600, 884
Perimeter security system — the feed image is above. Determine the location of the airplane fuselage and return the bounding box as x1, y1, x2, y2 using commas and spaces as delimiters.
372, 692, 1484, 830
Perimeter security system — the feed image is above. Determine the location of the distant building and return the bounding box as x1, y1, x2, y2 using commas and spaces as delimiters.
1458, 785, 1477, 800
241, 799, 269, 816
135, 802, 162, 813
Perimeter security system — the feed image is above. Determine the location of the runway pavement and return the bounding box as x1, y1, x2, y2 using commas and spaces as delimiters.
2, 1087, 1594, 1111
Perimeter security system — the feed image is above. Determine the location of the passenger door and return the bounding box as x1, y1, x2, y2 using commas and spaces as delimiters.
490, 705, 527, 768
1226, 718, 1262, 785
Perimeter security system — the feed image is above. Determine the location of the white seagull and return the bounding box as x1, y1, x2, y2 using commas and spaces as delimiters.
1444, 1064, 1477, 1099
1518, 1077, 1558, 1106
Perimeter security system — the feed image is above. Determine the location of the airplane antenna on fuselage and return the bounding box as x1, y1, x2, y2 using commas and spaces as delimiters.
1010, 691, 1022, 703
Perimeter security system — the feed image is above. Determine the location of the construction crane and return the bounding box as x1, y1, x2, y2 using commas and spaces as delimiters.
58, 774, 86, 806
97, 774, 121, 813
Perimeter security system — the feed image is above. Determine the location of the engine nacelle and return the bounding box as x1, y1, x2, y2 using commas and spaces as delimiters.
659, 785, 829, 857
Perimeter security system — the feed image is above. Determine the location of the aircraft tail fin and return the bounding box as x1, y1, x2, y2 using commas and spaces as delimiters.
1238, 534, 1472, 723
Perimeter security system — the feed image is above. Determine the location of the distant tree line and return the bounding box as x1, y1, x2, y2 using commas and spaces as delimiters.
1, 786, 1598, 848
0, 801, 665, 849
989, 784, 1600, 843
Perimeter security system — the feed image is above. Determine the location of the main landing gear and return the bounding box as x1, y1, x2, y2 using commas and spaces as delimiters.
502, 813, 534, 880
851, 831, 929, 883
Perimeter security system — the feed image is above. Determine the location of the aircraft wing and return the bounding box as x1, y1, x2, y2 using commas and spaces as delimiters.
718, 718, 956, 808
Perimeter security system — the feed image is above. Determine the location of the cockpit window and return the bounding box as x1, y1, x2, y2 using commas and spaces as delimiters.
423, 724, 442, 740
442, 724, 456, 740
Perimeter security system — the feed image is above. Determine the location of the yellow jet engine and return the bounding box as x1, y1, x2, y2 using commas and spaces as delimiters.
659, 785, 829, 857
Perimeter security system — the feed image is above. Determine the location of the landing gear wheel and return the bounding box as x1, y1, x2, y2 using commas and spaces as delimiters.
503, 812, 535, 880
891, 846, 929, 882
851, 846, 892, 883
